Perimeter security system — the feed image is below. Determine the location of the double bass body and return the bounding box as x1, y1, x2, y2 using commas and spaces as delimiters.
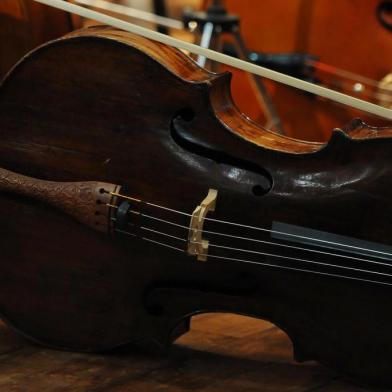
0, 27, 391, 385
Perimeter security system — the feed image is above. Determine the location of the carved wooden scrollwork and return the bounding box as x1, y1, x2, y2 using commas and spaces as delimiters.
0, 167, 120, 233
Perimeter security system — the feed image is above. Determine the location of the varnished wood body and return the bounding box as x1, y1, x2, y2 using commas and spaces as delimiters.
0, 27, 392, 385
220, 0, 392, 141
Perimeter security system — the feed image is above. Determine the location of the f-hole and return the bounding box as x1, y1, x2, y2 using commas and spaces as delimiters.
171, 108, 273, 196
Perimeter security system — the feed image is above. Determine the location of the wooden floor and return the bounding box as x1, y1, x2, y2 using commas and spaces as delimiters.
0, 314, 385, 392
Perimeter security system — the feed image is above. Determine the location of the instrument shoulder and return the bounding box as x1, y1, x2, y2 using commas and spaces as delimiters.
2, 25, 391, 157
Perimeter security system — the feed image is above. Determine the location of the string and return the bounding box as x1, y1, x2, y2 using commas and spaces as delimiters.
73, 0, 392, 104
137, 225, 392, 278
34, 0, 392, 119
114, 226, 392, 288
110, 192, 392, 261
135, 214, 392, 268
312, 60, 385, 89
201, 253, 392, 287
204, 216, 392, 258
115, 203, 392, 268
112, 207, 392, 271
107, 195, 392, 287
115, 223, 392, 280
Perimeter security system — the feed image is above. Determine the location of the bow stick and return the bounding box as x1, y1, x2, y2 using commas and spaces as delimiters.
33, 0, 392, 120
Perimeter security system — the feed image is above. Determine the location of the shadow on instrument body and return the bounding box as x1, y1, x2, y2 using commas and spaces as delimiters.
0, 27, 391, 386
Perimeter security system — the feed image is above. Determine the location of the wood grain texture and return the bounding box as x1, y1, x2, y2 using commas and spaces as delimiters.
0, 315, 382, 392
0, 26, 392, 386
0, 167, 119, 233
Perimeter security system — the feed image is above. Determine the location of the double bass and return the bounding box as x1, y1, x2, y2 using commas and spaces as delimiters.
1, 9, 392, 389
208, 0, 392, 141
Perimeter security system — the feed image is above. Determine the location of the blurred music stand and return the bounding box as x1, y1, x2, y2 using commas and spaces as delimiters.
183, 0, 284, 133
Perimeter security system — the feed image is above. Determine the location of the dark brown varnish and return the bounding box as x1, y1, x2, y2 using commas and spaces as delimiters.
0, 167, 119, 233
0, 26, 392, 386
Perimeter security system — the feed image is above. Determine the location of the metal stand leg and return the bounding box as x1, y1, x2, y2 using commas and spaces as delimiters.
153, 0, 168, 35
183, 0, 285, 135
232, 30, 284, 132
197, 22, 215, 68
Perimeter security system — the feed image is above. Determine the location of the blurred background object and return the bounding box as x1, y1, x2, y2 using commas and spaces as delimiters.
195, 0, 392, 140
1, 0, 391, 142
0, 0, 76, 78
